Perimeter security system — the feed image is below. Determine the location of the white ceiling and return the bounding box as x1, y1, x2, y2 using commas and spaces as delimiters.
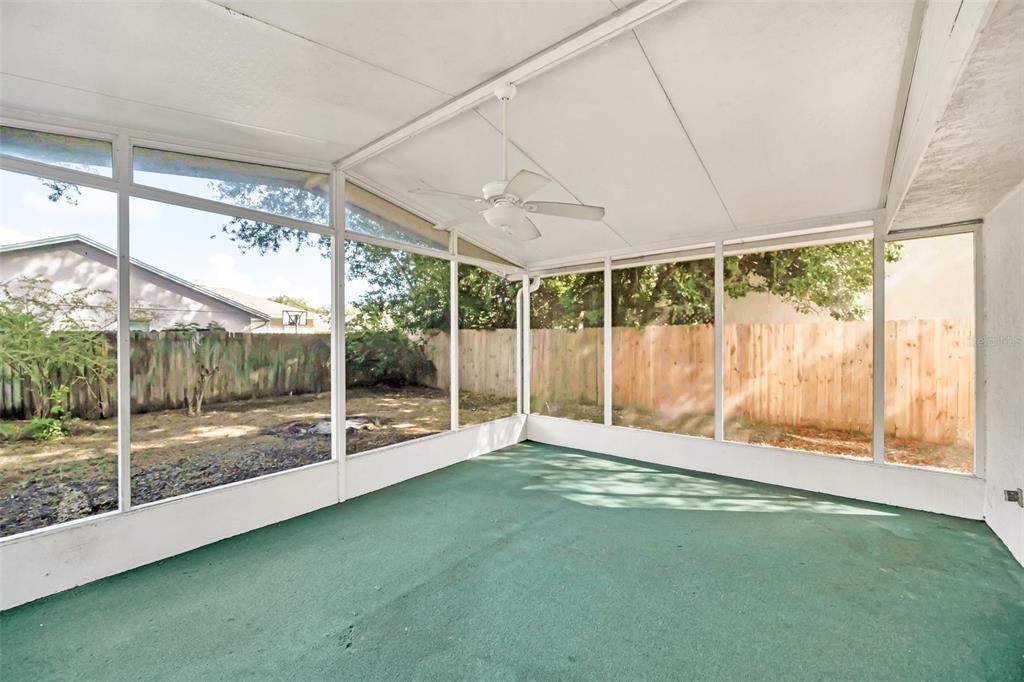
353, 1, 917, 264
214, 0, 616, 96
634, 0, 914, 227
0, 0, 947, 266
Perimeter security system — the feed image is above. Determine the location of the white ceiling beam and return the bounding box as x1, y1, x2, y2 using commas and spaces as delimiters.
883, 0, 998, 232
524, 208, 885, 271
343, 168, 527, 268
877, 0, 927, 209
334, 0, 691, 171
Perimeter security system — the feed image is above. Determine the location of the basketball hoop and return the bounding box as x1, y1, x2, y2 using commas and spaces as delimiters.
282, 310, 307, 332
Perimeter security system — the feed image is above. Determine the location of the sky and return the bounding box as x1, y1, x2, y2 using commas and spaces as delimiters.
0, 169, 370, 308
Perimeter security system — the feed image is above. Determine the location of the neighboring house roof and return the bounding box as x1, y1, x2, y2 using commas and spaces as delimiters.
0, 234, 271, 320
204, 286, 322, 322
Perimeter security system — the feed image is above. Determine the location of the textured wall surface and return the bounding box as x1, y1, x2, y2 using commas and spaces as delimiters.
892, 0, 1024, 230
982, 183, 1024, 565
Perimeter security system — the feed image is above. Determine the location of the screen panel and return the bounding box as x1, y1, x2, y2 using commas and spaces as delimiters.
884, 233, 974, 472
129, 198, 332, 503
612, 258, 714, 437
530, 270, 604, 422
1, 126, 113, 177
133, 147, 329, 225
0, 169, 117, 536
345, 240, 451, 454
723, 240, 874, 459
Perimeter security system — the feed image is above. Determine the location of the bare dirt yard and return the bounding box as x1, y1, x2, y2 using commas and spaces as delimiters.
0, 386, 517, 536
1, 390, 968, 536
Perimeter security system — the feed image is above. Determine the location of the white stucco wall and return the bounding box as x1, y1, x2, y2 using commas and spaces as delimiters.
981, 183, 1024, 565
0, 241, 254, 331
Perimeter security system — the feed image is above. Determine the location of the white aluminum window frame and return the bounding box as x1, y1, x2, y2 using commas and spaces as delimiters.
524, 221, 983, 478
0, 117, 526, 542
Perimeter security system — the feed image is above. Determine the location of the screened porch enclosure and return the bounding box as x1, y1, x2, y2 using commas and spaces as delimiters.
1, 0, 1022, 678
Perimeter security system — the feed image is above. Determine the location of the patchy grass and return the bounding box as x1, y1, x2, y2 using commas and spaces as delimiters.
0, 386, 517, 536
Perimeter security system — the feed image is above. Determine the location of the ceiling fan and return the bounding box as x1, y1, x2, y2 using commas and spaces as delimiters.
408, 83, 605, 241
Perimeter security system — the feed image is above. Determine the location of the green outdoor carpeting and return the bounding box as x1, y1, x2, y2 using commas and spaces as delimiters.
2, 442, 1023, 681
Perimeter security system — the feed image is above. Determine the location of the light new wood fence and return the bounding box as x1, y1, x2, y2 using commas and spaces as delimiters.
467, 321, 972, 446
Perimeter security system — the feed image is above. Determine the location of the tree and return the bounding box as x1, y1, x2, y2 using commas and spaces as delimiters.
270, 295, 329, 320
345, 241, 449, 332
45, 178, 897, 334
458, 264, 520, 329
0, 276, 115, 419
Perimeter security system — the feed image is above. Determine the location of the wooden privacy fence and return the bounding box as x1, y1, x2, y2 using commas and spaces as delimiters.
0, 331, 331, 418
2, 323, 974, 445
423, 329, 517, 397
519, 321, 973, 446
130, 331, 330, 414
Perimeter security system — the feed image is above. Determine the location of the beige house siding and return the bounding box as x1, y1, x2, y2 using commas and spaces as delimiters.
1, 241, 256, 331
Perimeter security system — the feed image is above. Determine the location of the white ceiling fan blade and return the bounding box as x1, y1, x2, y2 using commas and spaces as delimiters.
508, 214, 542, 241
409, 187, 484, 203
434, 212, 483, 231
523, 201, 605, 221
503, 170, 550, 200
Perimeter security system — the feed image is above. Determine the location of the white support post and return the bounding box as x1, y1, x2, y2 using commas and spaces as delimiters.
450, 235, 460, 431
331, 172, 347, 500
972, 225, 985, 478
872, 224, 886, 463
115, 135, 132, 511
522, 274, 532, 415
603, 257, 613, 426
713, 242, 724, 441
515, 285, 523, 415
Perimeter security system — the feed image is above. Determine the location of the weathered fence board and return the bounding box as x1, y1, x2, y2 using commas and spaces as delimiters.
0, 331, 330, 418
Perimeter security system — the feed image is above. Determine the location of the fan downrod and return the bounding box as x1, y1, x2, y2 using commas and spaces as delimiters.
493, 82, 517, 102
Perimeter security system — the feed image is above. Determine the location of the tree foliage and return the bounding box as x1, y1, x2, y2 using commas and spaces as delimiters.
345, 242, 449, 332
0, 277, 115, 419
202, 180, 898, 332
270, 294, 329, 320
43, 171, 901, 336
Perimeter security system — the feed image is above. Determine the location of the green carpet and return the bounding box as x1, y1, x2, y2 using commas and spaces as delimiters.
2, 442, 1023, 680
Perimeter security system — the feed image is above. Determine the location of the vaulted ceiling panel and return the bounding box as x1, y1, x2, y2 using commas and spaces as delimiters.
0, 1, 445, 159
476, 31, 735, 250
216, 0, 617, 95
635, 0, 915, 226
352, 112, 629, 264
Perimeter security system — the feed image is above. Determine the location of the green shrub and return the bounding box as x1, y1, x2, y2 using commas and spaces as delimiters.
0, 422, 20, 442
345, 330, 434, 387
27, 416, 69, 441
19, 386, 76, 441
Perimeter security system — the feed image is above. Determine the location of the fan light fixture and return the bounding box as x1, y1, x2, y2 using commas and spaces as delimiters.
408, 83, 605, 241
